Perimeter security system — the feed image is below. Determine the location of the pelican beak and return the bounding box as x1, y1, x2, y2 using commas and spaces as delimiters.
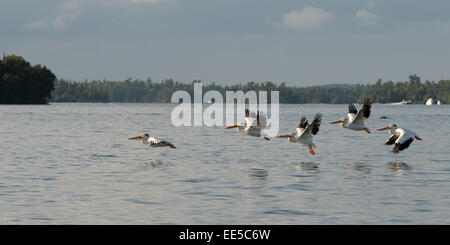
329, 118, 345, 124
128, 134, 144, 140
224, 124, 239, 129
276, 134, 292, 138
377, 125, 392, 131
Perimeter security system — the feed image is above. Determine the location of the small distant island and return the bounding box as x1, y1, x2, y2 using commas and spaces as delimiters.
0, 55, 56, 104
1, 54, 448, 104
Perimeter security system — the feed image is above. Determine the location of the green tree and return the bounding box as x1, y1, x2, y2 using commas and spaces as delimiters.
0, 55, 56, 104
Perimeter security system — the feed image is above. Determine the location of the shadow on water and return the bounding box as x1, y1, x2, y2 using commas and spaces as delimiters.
344, 162, 372, 176
295, 162, 320, 174
387, 162, 411, 176
136, 160, 173, 171
247, 167, 269, 179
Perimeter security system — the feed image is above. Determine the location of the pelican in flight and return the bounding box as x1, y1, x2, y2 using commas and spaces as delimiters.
277, 113, 322, 155
128, 133, 176, 149
377, 124, 422, 153
329, 97, 373, 133
224, 109, 270, 141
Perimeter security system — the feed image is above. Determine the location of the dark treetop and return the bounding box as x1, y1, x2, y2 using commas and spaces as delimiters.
0, 55, 56, 104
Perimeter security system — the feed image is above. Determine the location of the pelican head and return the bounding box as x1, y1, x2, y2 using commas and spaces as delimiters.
377, 124, 397, 131
128, 133, 150, 140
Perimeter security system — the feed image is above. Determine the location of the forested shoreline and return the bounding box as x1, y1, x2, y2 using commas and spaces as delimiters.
1, 55, 448, 104
51, 75, 449, 104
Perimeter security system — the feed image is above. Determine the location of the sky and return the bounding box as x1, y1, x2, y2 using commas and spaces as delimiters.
1, 0, 450, 86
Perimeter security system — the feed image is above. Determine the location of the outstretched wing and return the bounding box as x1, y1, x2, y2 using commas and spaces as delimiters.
298, 116, 308, 129
249, 110, 267, 128
300, 113, 322, 137
354, 97, 373, 124
348, 103, 358, 114
385, 133, 399, 145
310, 113, 322, 135
393, 138, 413, 153
245, 109, 255, 127
304, 113, 322, 136
347, 103, 358, 122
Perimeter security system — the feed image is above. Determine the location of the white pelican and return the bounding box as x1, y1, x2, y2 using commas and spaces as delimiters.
329, 97, 373, 133
377, 124, 423, 153
224, 109, 270, 141
277, 113, 322, 155
128, 133, 176, 149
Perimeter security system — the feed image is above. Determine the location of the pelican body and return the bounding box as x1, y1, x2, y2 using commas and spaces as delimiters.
128, 133, 176, 149
277, 113, 322, 155
377, 124, 422, 153
225, 109, 270, 141
329, 97, 373, 133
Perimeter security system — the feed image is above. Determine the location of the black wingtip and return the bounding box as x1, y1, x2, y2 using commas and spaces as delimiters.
314, 112, 323, 121
364, 97, 373, 106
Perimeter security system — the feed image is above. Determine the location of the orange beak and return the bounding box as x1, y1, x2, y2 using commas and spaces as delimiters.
329, 119, 345, 124
225, 124, 239, 129
128, 134, 144, 140
377, 125, 392, 131
276, 134, 292, 138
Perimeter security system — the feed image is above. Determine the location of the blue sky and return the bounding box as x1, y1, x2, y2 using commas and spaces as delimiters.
1, 0, 450, 85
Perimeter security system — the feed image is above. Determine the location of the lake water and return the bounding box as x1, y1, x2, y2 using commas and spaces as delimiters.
0, 103, 449, 224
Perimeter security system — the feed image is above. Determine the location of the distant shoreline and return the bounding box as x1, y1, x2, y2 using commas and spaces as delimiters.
49, 75, 448, 104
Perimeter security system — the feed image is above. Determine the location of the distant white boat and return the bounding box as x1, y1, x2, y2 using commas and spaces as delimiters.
426, 98, 433, 106
390, 100, 412, 105
437, 100, 441, 105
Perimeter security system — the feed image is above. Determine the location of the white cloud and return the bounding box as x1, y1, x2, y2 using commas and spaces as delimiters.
355, 9, 381, 25
52, 0, 82, 29
281, 6, 336, 31
22, 0, 82, 30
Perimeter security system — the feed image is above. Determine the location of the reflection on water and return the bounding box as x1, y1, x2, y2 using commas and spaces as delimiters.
247, 167, 268, 179
344, 162, 372, 176
387, 162, 411, 171
296, 162, 320, 174
387, 162, 411, 176
136, 160, 173, 171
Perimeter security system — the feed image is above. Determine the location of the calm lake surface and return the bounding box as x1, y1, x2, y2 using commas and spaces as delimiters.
0, 103, 449, 224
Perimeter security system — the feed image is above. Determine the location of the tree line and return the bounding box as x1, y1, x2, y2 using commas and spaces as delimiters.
51, 75, 449, 104
1, 54, 448, 104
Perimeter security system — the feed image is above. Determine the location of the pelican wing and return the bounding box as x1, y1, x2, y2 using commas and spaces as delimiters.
348, 103, 358, 114
385, 133, 399, 145
296, 127, 305, 136
354, 97, 373, 124
393, 138, 413, 153
245, 116, 256, 128
303, 113, 322, 136
298, 116, 308, 129
248, 110, 267, 128
346, 103, 357, 122
147, 137, 161, 145
394, 128, 406, 144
